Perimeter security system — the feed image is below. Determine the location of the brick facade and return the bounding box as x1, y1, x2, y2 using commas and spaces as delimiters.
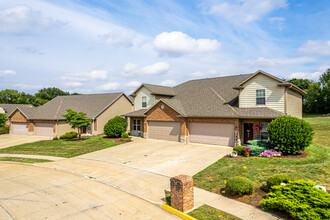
10, 110, 28, 123
129, 100, 274, 146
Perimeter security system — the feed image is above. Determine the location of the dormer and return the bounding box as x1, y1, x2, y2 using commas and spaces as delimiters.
130, 84, 175, 111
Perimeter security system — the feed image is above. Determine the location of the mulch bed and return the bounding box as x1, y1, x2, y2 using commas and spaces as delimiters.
223, 151, 308, 160
103, 137, 132, 144
218, 186, 292, 219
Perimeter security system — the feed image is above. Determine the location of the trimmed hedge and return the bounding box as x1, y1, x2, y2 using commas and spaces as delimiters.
60, 131, 78, 139
104, 116, 128, 138
121, 132, 129, 138
226, 176, 254, 195
261, 180, 330, 220
233, 146, 245, 155
0, 126, 9, 135
267, 174, 293, 189
268, 115, 314, 155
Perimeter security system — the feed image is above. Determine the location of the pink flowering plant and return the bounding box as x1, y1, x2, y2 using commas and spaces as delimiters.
252, 125, 260, 131
244, 146, 251, 152
258, 149, 282, 157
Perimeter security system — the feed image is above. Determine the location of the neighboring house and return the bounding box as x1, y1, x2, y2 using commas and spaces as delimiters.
123, 70, 305, 146
7, 93, 133, 137
0, 104, 34, 126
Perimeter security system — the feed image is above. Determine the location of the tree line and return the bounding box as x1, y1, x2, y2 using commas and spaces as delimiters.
0, 87, 80, 106
287, 68, 330, 114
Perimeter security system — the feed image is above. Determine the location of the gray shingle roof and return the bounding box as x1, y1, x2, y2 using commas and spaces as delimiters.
10, 93, 128, 120
125, 73, 284, 119
132, 84, 175, 96
0, 104, 34, 118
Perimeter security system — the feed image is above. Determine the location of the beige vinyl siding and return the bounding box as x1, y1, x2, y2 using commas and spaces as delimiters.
56, 121, 78, 137
286, 89, 302, 118
239, 74, 285, 113
96, 95, 133, 134
0, 107, 5, 114
134, 87, 156, 111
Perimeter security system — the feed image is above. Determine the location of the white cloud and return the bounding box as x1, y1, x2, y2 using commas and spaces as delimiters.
0, 70, 16, 77
122, 62, 170, 76
190, 69, 224, 78
154, 31, 221, 56
140, 62, 170, 75
246, 57, 313, 67
0, 5, 65, 34
125, 81, 141, 88
63, 82, 84, 87
89, 70, 107, 80
160, 80, 176, 87
61, 70, 107, 88
269, 17, 285, 23
209, 0, 287, 23
288, 66, 330, 81
299, 40, 330, 57
123, 63, 137, 75
100, 29, 137, 47
99, 82, 120, 91
14, 83, 44, 90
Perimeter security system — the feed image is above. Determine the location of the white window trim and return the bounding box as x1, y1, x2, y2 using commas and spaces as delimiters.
256, 89, 266, 105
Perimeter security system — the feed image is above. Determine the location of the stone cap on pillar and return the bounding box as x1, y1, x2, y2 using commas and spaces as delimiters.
171, 175, 193, 188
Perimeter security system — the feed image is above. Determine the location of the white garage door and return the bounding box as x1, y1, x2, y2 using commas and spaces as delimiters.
148, 121, 180, 142
189, 122, 234, 146
35, 123, 54, 137
12, 123, 28, 135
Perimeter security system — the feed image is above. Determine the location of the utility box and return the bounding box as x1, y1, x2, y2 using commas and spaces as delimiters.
170, 175, 194, 212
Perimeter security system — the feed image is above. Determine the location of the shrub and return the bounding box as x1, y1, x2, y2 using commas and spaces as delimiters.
261, 180, 330, 220
121, 132, 129, 138
0, 126, 9, 135
268, 115, 314, 155
53, 136, 58, 140
233, 146, 245, 155
226, 176, 254, 195
60, 131, 78, 139
247, 140, 270, 156
104, 116, 128, 138
267, 174, 293, 189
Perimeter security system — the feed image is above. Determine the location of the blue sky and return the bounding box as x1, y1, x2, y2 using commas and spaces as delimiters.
0, 0, 329, 94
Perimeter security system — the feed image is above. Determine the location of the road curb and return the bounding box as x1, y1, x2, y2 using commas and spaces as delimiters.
161, 204, 197, 220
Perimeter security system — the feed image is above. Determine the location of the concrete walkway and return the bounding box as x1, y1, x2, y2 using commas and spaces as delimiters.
0, 153, 65, 161
194, 187, 281, 220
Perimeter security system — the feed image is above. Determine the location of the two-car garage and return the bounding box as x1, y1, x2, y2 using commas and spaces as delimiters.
11, 122, 54, 137
147, 120, 234, 146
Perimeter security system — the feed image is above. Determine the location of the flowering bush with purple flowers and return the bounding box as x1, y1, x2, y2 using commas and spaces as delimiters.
258, 150, 282, 157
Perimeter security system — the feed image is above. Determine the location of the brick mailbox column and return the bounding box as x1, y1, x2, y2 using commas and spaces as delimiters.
170, 175, 194, 212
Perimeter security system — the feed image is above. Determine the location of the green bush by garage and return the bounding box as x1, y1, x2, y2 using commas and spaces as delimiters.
104, 116, 128, 138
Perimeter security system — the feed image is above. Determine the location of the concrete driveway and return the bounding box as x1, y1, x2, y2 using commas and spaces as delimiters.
0, 134, 50, 149
0, 162, 179, 220
0, 138, 232, 219
44, 138, 232, 203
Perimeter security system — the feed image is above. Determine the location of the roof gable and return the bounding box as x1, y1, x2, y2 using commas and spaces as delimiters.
131, 84, 175, 96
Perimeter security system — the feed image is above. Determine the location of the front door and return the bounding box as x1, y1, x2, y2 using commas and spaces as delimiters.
244, 123, 254, 144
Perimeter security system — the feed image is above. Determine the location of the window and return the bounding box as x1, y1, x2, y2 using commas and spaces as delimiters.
256, 89, 266, 105
133, 120, 141, 131
142, 96, 147, 108
260, 122, 269, 140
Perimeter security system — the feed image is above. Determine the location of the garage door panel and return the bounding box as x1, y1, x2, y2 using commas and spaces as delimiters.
148, 121, 180, 142
189, 122, 234, 146
35, 123, 53, 137
12, 123, 28, 135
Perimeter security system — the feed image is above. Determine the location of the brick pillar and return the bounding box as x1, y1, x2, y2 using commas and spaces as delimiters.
170, 175, 194, 212
180, 119, 188, 143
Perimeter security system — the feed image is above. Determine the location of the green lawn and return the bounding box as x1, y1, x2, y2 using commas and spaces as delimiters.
193, 115, 330, 192
0, 157, 52, 163
189, 205, 241, 220
0, 136, 119, 158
